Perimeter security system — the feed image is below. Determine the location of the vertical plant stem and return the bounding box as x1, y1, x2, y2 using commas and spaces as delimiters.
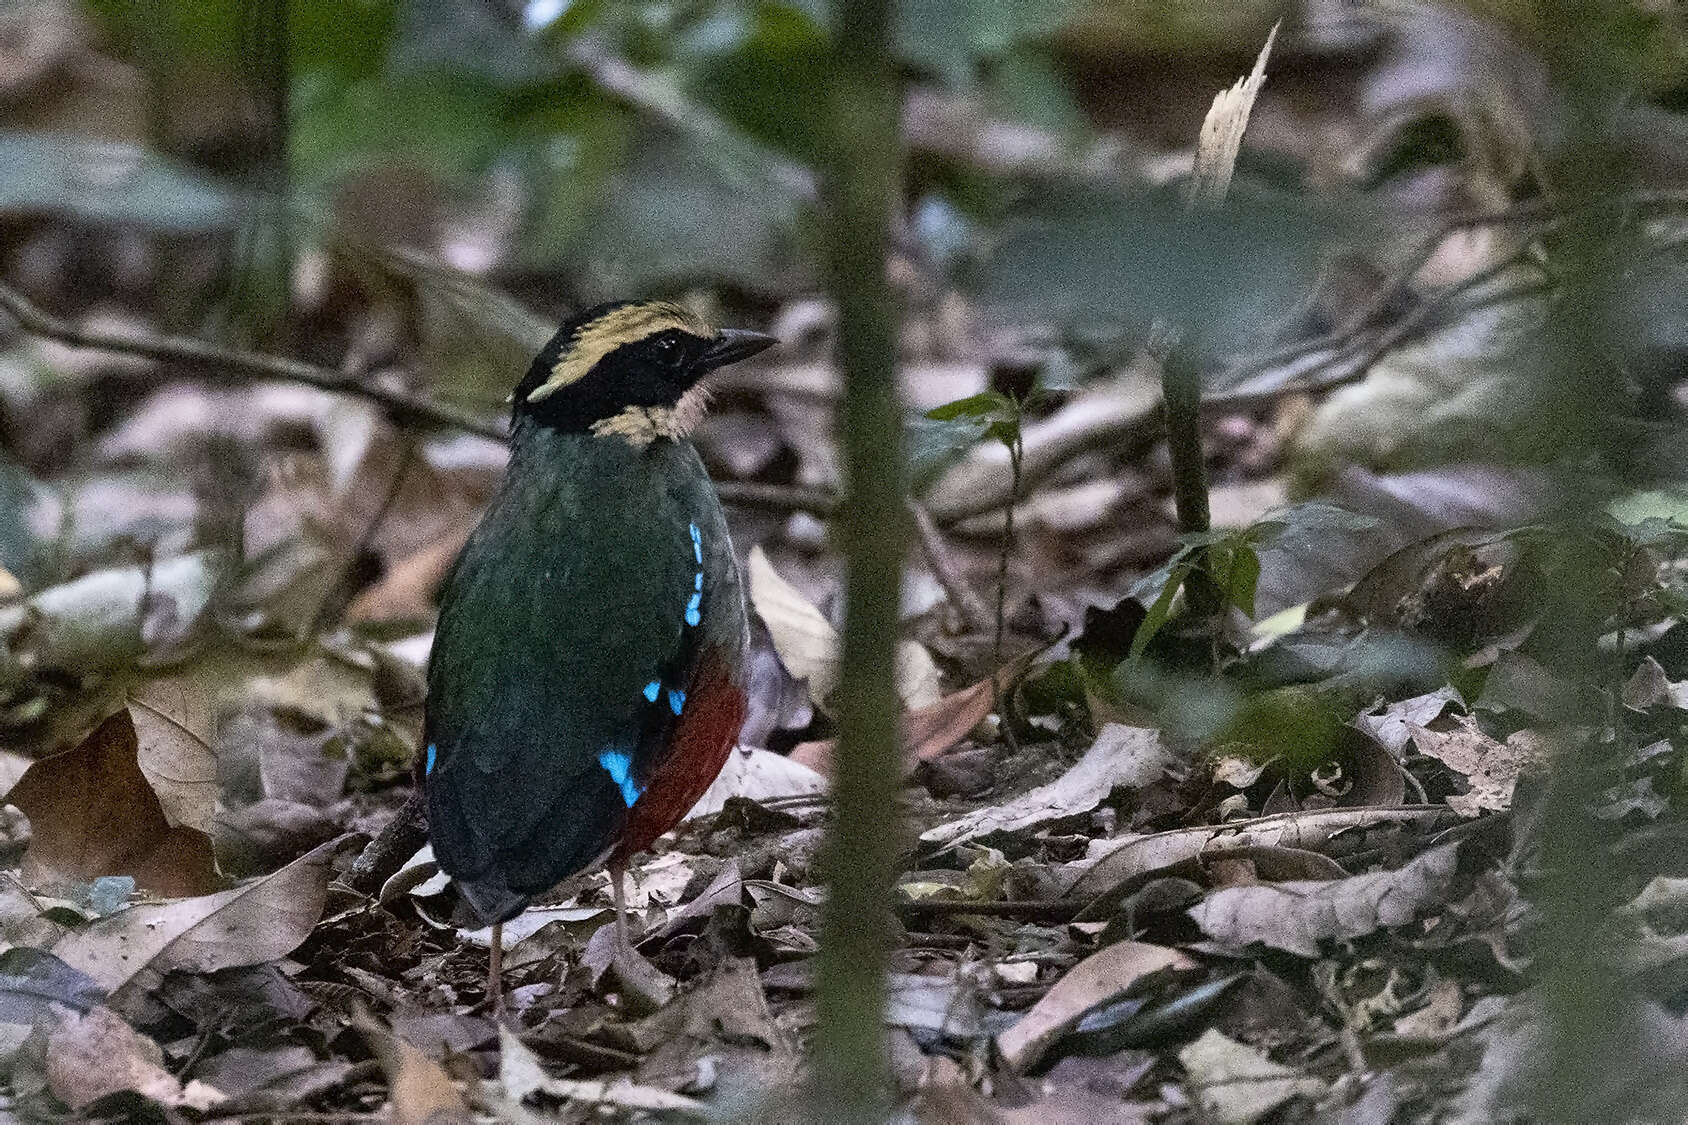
994, 438, 1021, 752
813, 1, 903, 1121
1527, 4, 1634, 1121
1159, 342, 1221, 614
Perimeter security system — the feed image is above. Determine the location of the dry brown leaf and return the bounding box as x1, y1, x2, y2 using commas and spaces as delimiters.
997, 941, 1193, 1072
1187, 843, 1460, 957
346, 519, 475, 624
921, 725, 1174, 850
358, 1014, 471, 1125
53, 835, 350, 999
46, 1005, 225, 1111
128, 674, 220, 835
791, 647, 1039, 775
7, 709, 218, 898
1178, 1028, 1324, 1125
1408, 716, 1548, 816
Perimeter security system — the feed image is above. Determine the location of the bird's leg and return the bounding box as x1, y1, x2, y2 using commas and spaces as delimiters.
487, 920, 505, 1015
610, 859, 632, 959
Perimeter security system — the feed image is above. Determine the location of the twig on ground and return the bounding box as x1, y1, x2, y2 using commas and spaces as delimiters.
908, 500, 994, 634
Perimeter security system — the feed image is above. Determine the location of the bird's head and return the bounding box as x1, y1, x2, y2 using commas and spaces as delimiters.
512, 300, 775, 445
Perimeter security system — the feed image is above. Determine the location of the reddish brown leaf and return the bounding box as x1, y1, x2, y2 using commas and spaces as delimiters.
8, 709, 217, 898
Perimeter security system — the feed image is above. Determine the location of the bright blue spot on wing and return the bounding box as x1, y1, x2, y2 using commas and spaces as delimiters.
685, 591, 702, 626
597, 749, 643, 808
694, 571, 703, 591
690, 522, 703, 564
669, 688, 685, 715
643, 679, 661, 703
425, 743, 436, 774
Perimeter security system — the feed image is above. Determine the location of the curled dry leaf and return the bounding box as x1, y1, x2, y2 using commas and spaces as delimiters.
747, 545, 941, 710
52, 835, 352, 1000
1067, 806, 1456, 902
46, 1005, 225, 1112
1187, 843, 1461, 957
922, 724, 1175, 850
1178, 1028, 1324, 1125
1353, 687, 1464, 757
7, 709, 218, 898
997, 940, 1193, 1072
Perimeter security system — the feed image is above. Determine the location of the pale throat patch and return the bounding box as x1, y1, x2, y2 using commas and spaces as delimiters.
588, 383, 712, 447
524, 302, 716, 404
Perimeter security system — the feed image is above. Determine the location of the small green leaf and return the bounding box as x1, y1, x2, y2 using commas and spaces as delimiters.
1223, 542, 1261, 619
1130, 562, 1192, 663
985, 417, 1021, 449
925, 391, 1014, 422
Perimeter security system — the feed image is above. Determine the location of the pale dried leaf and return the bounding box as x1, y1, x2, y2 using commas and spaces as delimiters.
1186, 24, 1279, 210
53, 836, 348, 998
684, 746, 826, 820
748, 545, 840, 703
47, 1005, 225, 1111
498, 1026, 707, 1115
128, 675, 220, 834
1622, 656, 1688, 711
922, 725, 1175, 849
1187, 843, 1460, 956
358, 1015, 471, 1125
1178, 1028, 1324, 1124
1354, 687, 1464, 757
997, 941, 1193, 1072
1409, 717, 1548, 816
749, 545, 943, 711
1068, 808, 1455, 901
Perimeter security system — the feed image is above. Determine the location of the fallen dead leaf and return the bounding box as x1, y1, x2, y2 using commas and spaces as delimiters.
46, 1004, 225, 1111
1067, 806, 1456, 903
685, 746, 826, 819
997, 940, 1194, 1072
791, 646, 1038, 775
128, 674, 220, 834
1187, 843, 1461, 957
52, 835, 351, 1000
922, 724, 1175, 849
496, 1026, 708, 1116
346, 519, 475, 624
358, 1013, 471, 1125
1622, 656, 1688, 711
1178, 1028, 1325, 1125
7, 709, 218, 898
749, 545, 941, 710
1408, 716, 1549, 816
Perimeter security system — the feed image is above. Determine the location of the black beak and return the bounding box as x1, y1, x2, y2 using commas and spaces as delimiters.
701, 328, 777, 370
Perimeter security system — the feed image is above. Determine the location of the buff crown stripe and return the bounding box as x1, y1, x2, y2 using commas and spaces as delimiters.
525, 302, 716, 403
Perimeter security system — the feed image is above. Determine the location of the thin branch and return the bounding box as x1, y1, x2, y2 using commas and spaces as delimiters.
0, 280, 504, 440
907, 500, 993, 634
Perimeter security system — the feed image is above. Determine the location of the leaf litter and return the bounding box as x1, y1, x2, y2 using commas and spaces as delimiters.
0, 14, 1685, 1122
